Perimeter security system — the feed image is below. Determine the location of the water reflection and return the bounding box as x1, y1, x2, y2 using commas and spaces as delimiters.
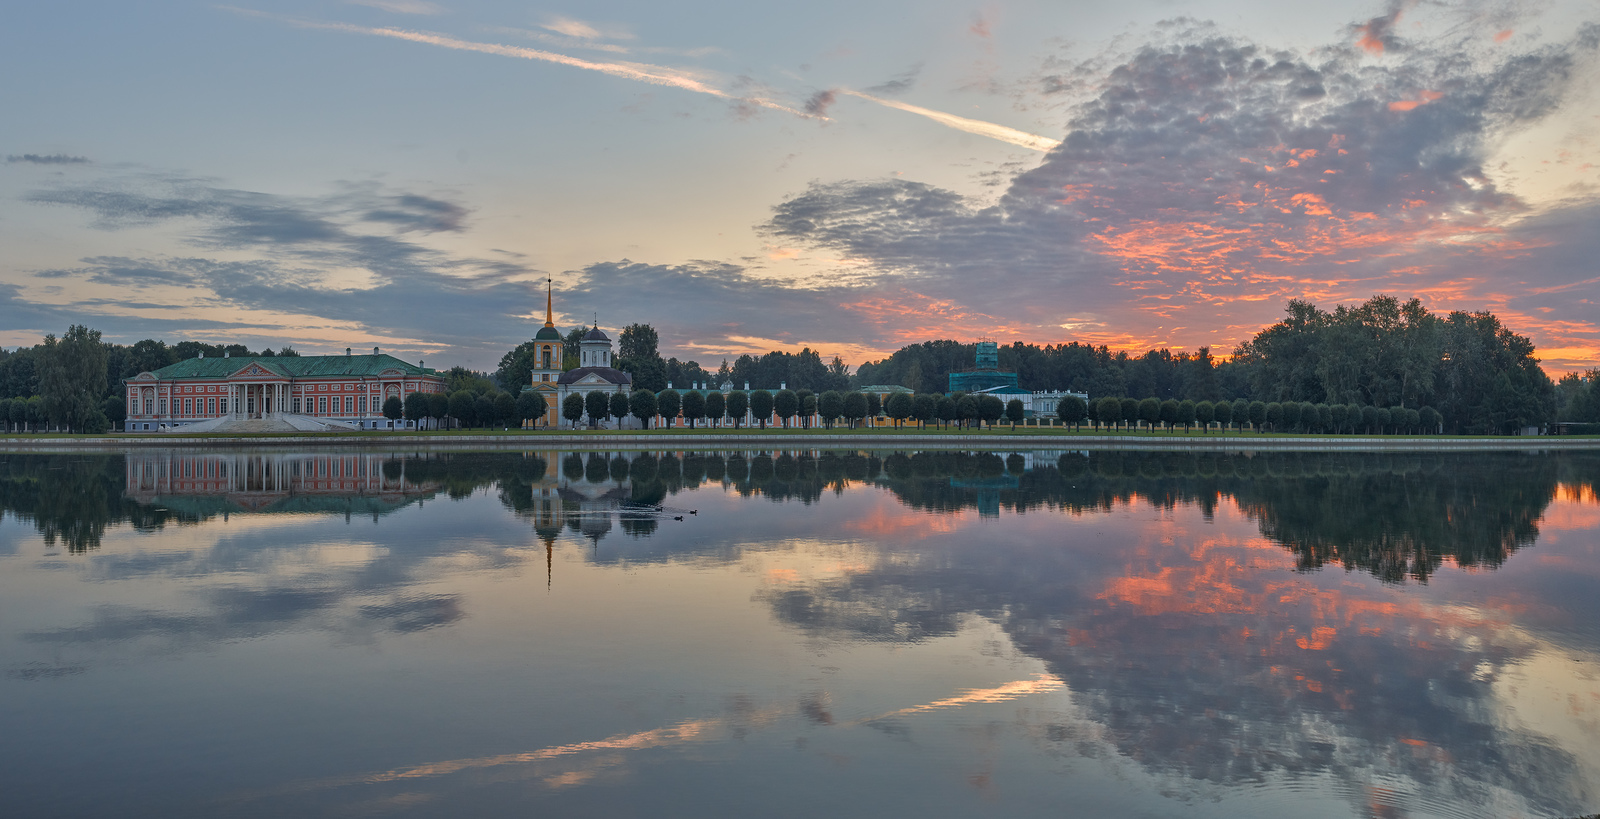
2, 447, 1598, 818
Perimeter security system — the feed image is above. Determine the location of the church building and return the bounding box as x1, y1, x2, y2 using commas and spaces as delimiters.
525, 281, 633, 428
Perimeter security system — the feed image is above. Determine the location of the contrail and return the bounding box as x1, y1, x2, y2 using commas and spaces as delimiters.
227, 9, 815, 118
840, 89, 1061, 152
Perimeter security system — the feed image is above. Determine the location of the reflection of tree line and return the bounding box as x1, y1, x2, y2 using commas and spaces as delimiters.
10, 449, 1596, 579
0, 455, 172, 552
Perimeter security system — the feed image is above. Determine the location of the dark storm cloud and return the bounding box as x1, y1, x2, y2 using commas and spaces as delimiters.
6, 153, 90, 165
764, 23, 1600, 350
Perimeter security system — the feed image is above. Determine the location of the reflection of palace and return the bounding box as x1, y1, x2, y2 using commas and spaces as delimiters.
124, 451, 441, 513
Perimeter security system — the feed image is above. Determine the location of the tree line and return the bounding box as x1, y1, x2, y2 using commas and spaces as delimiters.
854, 296, 1563, 434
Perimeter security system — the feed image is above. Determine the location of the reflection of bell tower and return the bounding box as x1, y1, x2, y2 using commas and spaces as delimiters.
531, 447, 566, 587
532, 279, 563, 384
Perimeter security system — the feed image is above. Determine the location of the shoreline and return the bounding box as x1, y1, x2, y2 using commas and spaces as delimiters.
2, 429, 1598, 452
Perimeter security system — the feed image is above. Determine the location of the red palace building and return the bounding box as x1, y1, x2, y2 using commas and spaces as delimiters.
123, 347, 447, 432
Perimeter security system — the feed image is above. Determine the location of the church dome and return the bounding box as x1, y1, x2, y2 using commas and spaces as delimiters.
535, 326, 562, 341
582, 326, 610, 342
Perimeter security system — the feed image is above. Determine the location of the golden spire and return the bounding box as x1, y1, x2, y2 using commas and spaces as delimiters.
544, 278, 554, 327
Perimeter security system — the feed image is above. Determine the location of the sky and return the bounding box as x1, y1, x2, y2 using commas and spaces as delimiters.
2, 0, 1598, 374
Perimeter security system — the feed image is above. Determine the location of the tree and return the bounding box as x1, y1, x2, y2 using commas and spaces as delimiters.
774, 389, 799, 428
1212, 398, 1232, 431
1329, 402, 1347, 432
865, 392, 882, 420
1419, 405, 1441, 433
1094, 397, 1119, 431
706, 391, 725, 427
475, 394, 497, 428
1280, 400, 1301, 431
1247, 400, 1267, 431
1158, 398, 1179, 430
1193, 400, 1212, 432
1060, 395, 1087, 429
681, 390, 705, 429
102, 395, 126, 425
956, 395, 978, 428
976, 395, 1004, 428
618, 324, 660, 361
750, 390, 774, 429
1231, 399, 1250, 431
842, 391, 868, 429
1138, 397, 1161, 430
587, 391, 611, 427
935, 395, 957, 429
798, 390, 817, 428
657, 389, 681, 428
1373, 407, 1392, 433
495, 340, 541, 392
1265, 402, 1283, 431
1176, 399, 1197, 432
609, 391, 630, 426
446, 391, 473, 427
39, 325, 109, 432
726, 390, 749, 428
818, 390, 844, 429
630, 389, 658, 429
406, 392, 431, 426
1005, 398, 1025, 428
428, 393, 448, 424
1360, 404, 1379, 433
383, 395, 403, 420
516, 391, 547, 426
493, 392, 515, 427
562, 393, 585, 427
912, 393, 936, 429
1121, 397, 1140, 431
886, 392, 914, 428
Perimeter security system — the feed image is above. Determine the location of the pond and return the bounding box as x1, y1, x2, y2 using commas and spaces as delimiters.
1, 447, 1598, 818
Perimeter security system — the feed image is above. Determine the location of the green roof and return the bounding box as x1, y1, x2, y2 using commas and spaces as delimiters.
138, 354, 437, 381
535, 326, 562, 340
857, 384, 914, 393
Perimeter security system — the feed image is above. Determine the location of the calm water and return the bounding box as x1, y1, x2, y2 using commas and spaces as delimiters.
2, 447, 1598, 819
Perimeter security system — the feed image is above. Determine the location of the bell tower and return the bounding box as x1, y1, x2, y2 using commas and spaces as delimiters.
531, 279, 564, 384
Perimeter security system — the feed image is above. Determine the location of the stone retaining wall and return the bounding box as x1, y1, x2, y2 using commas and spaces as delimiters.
2, 431, 1598, 453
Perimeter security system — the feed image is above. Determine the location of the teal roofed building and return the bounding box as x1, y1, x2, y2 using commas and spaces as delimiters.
122, 347, 447, 433
947, 340, 1019, 393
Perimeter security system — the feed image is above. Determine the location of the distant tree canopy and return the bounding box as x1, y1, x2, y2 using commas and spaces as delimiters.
1234, 296, 1555, 434
850, 297, 1559, 434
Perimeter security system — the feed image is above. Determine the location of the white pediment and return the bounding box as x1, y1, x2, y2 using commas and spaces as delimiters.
134, 372, 156, 380
380, 369, 404, 376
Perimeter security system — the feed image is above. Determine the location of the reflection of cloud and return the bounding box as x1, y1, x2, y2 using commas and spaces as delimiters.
237, 673, 1059, 806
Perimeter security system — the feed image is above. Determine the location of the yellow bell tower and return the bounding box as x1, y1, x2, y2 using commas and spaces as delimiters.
527, 278, 564, 428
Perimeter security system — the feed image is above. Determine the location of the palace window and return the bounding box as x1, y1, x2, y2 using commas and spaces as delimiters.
184, 398, 193, 415
159, 399, 167, 415
358, 396, 367, 413
208, 398, 216, 415
318, 397, 327, 414
293, 397, 302, 413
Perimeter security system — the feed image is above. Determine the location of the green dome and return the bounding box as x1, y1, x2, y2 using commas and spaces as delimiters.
535, 326, 562, 340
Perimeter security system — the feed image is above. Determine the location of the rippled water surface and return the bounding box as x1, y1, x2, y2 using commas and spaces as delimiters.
2, 447, 1599, 818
